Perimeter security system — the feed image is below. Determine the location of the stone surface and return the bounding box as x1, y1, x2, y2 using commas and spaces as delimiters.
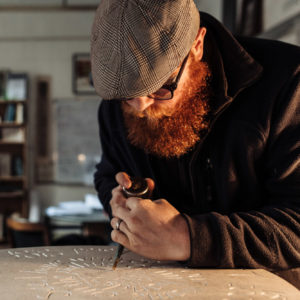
0, 246, 299, 299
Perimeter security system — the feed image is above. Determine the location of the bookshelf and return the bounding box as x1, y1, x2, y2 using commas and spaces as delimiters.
0, 99, 28, 222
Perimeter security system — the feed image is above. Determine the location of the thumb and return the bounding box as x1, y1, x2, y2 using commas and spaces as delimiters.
145, 177, 155, 197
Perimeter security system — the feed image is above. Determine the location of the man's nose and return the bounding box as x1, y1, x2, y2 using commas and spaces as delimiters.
126, 97, 155, 112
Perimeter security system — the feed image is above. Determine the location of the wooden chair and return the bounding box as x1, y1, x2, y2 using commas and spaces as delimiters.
6, 217, 50, 248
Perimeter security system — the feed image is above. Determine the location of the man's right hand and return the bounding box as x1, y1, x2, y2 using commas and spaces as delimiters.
109, 171, 155, 221
110, 173, 155, 213
109, 172, 190, 261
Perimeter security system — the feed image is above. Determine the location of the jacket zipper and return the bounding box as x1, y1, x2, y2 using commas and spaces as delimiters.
189, 69, 263, 207
205, 157, 213, 204
189, 97, 232, 208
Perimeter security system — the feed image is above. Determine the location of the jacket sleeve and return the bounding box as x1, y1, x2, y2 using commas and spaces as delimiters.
94, 102, 119, 218
182, 70, 300, 272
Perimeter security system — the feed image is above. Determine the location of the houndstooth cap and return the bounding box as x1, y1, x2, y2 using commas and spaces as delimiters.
90, 0, 200, 100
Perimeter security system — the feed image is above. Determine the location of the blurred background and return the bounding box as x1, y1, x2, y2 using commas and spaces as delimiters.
0, 0, 299, 248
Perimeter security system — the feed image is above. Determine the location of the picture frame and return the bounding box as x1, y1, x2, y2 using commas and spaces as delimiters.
5, 73, 29, 101
72, 53, 96, 95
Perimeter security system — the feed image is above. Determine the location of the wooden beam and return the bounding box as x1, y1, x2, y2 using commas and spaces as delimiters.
0, 5, 97, 12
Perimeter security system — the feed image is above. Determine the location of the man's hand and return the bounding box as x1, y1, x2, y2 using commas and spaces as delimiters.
110, 172, 191, 261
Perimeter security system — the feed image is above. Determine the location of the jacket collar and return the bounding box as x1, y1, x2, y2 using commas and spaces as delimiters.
201, 12, 263, 115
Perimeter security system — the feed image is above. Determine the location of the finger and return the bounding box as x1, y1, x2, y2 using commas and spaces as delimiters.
110, 217, 120, 230
111, 217, 130, 235
125, 196, 141, 211
110, 186, 127, 210
145, 177, 155, 197
111, 228, 129, 247
152, 198, 165, 204
111, 185, 123, 195
111, 199, 130, 218
111, 186, 126, 201
113, 205, 131, 222
115, 172, 132, 189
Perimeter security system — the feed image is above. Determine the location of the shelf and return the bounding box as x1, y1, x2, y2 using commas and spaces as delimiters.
0, 141, 24, 145
0, 100, 26, 104
0, 88, 28, 217
0, 176, 25, 182
0, 191, 24, 199
0, 143, 25, 154
0, 123, 24, 128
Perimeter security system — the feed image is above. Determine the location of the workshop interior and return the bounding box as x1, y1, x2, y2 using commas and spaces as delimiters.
0, 0, 299, 252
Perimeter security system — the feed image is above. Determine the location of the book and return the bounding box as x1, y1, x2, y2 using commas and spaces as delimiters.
3, 104, 16, 122
1, 128, 24, 142
11, 155, 23, 176
15, 103, 24, 124
0, 153, 11, 176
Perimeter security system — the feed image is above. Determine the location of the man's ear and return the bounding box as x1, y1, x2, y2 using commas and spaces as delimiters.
191, 27, 207, 61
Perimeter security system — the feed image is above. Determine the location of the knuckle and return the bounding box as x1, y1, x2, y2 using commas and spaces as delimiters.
109, 199, 116, 211
155, 198, 165, 205
127, 197, 141, 210
110, 218, 115, 228
111, 186, 120, 196
110, 191, 124, 207
110, 194, 118, 204
113, 206, 123, 218
111, 230, 117, 241
113, 206, 120, 216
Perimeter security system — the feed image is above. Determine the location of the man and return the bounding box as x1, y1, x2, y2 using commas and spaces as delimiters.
91, 0, 300, 287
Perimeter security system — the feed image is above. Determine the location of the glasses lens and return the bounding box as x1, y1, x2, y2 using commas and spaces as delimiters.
149, 88, 172, 100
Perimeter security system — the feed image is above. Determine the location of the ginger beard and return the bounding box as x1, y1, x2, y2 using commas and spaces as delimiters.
122, 54, 212, 158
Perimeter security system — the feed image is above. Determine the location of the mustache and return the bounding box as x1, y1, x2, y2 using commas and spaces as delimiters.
122, 101, 175, 120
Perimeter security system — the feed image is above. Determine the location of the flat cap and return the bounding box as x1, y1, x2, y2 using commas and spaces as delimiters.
91, 0, 200, 99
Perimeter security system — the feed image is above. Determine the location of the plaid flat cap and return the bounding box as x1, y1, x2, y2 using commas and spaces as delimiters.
91, 0, 200, 100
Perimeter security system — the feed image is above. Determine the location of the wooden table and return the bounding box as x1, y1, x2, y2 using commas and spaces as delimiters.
0, 246, 299, 299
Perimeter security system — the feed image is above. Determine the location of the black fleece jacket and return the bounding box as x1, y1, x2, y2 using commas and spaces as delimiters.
94, 13, 300, 287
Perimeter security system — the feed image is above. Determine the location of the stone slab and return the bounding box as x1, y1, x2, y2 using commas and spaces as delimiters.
0, 246, 299, 299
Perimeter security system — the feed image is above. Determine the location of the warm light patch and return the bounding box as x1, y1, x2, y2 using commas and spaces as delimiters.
77, 154, 86, 162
